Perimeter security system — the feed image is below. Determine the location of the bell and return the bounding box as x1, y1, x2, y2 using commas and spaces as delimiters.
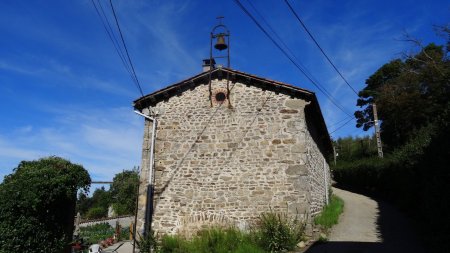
214, 35, 228, 51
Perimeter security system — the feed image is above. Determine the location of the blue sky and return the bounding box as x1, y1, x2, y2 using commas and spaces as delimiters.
0, 0, 448, 184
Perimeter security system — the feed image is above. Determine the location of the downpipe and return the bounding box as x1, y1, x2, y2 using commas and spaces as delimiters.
134, 110, 157, 237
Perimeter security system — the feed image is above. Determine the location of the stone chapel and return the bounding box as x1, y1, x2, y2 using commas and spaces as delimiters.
133, 61, 333, 236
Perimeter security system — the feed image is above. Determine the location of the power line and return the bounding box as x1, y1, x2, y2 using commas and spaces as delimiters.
234, 0, 352, 117
91, 0, 144, 97
284, 0, 359, 95
244, 0, 323, 91
91, 0, 134, 82
328, 115, 355, 128
329, 116, 356, 135
109, 0, 144, 97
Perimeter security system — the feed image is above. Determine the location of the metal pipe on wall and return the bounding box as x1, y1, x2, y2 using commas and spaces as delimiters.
134, 110, 157, 236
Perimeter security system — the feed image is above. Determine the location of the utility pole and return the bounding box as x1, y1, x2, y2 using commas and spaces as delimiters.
372, 103, 384, 158
333, 145, 337, 166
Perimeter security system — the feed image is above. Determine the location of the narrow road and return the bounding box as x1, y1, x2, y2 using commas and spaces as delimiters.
306, 187, 425, 253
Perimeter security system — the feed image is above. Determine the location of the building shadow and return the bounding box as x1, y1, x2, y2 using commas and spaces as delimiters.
304, 188, 426, 253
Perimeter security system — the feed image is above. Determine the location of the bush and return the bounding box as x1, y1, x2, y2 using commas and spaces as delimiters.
255, 212, 305, 252
85, 206, 107, 220
141, 211, 305, 253
0, 157, 90, 253
314, 195, 344, 229
332, 106, 450, 252
79, 223, 114, 245
137, 231, 158, 253
158, 228, 264, 253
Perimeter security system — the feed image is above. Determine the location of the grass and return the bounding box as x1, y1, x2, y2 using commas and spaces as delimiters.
314, 195, 344, 229
158, 228, 265, 253
141, 210, 306, 253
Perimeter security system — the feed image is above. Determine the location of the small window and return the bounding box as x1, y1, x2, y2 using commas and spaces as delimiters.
215, 92, 226, 102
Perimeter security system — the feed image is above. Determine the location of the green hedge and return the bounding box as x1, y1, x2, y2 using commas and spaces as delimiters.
332, 109, 450, 252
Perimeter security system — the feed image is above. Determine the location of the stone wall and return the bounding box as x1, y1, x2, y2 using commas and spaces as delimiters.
136, 78, 331, 235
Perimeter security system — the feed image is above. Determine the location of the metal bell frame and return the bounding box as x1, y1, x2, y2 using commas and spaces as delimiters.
209, 21, 231, 108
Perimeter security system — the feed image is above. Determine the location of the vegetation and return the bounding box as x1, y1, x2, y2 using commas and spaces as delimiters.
334, 28, 450, 252
314, 195, 344, 229
354, 35, 449, 151
138, 211, 306, 253
0, 157, 91, 253
79, 223, 114, 245
334, 135, 378, 162
254, 212, 305, 252
76, 168, 139, 219
159, 228, 264, 253
110, 169, 139, 215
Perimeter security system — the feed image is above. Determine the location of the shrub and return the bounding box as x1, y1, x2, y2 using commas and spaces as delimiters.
137, 231, 158, 253
158, 228, 264, 253
255, 212, 305, 252
314, 195, 344, 229
79, 223, 114, 245
332, 106, 450, 252
0, 157, 90, 253
85, 206, 107, 219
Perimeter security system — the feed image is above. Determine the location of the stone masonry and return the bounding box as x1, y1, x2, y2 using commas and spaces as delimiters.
134, 68, 331, 236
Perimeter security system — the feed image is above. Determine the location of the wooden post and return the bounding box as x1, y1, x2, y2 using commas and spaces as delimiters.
372, 103, 384, 158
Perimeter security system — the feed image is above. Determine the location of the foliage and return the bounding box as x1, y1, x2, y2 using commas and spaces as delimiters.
314, 195, 344, 229
79, 187, 111, 219
142, 211, 306, 253
118, 226, 131, 241
355, 39, 449, 150
110, 169, 139, 216
136, 231, 158, 253
334, 135, 378, 162
79, 223, 114, 245
0, 157, 91, 253
76, 191, 92, 215
255, 212, 305, 252
85, 206, 108, 220
76, 168, 139, 219
157, 228, 264, 253
333, 103, 450, 252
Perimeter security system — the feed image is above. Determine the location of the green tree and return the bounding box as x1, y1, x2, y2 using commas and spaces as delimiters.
110, 169, 139, 216
84, 187, 111, 219
355, 42, 450, 150
76, 191, 92, 215
334, 135, 378, 162
0, 157, 91, 253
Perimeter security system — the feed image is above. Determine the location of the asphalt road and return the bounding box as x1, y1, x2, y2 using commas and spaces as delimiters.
306, 187, 425, 253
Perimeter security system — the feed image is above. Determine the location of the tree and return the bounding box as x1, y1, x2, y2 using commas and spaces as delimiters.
76, 191, 92, 215
110, 169, 139, 216
334, 135, 378, 163
0, 157, 91, 253
84, 187, 111, 219
355, 40, 450, 150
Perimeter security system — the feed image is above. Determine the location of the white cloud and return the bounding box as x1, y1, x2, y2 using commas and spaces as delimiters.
0, 106, 144, 184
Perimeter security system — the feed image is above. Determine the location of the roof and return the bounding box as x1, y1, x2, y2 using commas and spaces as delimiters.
133, 67, 333, 158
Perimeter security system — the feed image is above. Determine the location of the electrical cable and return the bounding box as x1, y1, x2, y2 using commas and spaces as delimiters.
244, 0, 323, 92
96, 0, 134, 77
91, 0, 134, 81
328, 115, 355, 128
91, 0, 143, 96
284, 0, 359, 95
329, 116, 356, 135
234, 0, 352, 117
92, 0, 135, 82
109, 0, 144, 97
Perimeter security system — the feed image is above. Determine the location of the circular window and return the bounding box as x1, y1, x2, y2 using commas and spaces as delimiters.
215, 92, 226, 102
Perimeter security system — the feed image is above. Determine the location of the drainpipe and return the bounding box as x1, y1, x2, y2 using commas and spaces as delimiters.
323, 158, 329, 205
134, 110, 157, 237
